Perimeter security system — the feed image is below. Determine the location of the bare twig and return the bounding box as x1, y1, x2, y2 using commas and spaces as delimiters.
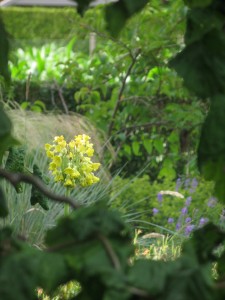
0, 168, 80, 209
116, 121, 169, 134
25, 72, 32, 101
97, 233, 121, 271
107, 48, 141, 138
54, 81, 69, 114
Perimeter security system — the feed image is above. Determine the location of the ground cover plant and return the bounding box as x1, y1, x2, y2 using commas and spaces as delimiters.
0, 0, 225, 299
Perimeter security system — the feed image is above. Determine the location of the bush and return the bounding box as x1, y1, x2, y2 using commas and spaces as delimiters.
110, 175, 224, 235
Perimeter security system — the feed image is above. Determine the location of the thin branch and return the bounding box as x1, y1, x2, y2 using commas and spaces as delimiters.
127, 286, 152, 298
0, 168, 80, 209
116, 121, 169, 134
54, 81, 69, 115
107, 48, 141, 138
97, 233, 121, 271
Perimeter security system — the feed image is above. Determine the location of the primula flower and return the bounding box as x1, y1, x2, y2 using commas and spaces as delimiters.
45, 134, 100, 188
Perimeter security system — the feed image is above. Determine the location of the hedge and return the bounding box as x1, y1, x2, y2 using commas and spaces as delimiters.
1, 7, 81, 41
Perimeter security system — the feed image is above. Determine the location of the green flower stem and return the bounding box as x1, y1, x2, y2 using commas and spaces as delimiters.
64, 188, 71, 215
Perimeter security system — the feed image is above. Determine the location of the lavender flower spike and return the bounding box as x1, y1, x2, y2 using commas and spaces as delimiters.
157, 193, 163, 203
181, 207, 188, 215
185, 196, 192, 206
168, 217, 174, 223
152, 208, 159, 215
185, 224, 195, 236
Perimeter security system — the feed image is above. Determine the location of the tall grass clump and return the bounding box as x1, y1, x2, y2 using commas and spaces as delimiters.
0, 108, 109, 247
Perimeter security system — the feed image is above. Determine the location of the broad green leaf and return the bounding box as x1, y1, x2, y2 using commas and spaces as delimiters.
185, 7, 224, 45
158, 159, 176, 180
182, 223, 225, 264
0, 15, 10, 82
105, 0, 148, 37
128, 259, 177, 295
0, 187, 8, 218
72, 0, 93, 15
170, 30, 225, 99
198, 95, 225, 202
143, 139, 153, 154
132, 141, 140, 156
154, 139, 164, 154
0, 248, 68, 299
0, 104, 18, 164
184, 0, 213, 8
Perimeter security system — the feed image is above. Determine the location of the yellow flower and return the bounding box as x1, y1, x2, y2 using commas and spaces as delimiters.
91, 163, 100, 171
86, 148, 94, 157
64, 178, 73, 187
45, 144, 53, 151
45, 134, 101, 188
53, 156, 62, 167
54, 135, 65, 143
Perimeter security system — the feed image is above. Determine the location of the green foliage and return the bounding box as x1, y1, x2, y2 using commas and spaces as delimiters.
1, 7, 81, 43
110, 175, 223, 234
0, 14, 10, 83
5, 146, 26, 193
0, 187, 8, 218
0, 104, 18, 164
198, 95, 225, 203
169, 0, 225, 202
105, 0, 149, 37
30, 164, 49, 211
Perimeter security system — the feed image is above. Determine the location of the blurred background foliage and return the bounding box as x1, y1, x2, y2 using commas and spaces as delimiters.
0, 0, 219, 241
1, 0, 207, 180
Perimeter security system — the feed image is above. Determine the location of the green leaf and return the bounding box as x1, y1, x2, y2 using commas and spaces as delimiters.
105, 0, 148, 37
182, 223, 225, 264
5, 146, 26, 193
158, 159, 176, 180
154, 139, 164, 154
132, 141, 140, 156
169, 30, 225, 98
184, 0, 213, 8
0, 15, 10, 83
198, 95, 225, 202
74, 0, 94, 15
30, 164, 49, 210
128, 259, 177, 295
0, 187, 8, 218
143, 139, 153, 154
0, 104, 19, 164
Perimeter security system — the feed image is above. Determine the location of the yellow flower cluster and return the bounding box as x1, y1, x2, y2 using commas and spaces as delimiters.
45, 134, 100, 188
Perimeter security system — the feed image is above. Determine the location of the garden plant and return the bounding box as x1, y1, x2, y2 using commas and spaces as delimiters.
0, 0, 225, 300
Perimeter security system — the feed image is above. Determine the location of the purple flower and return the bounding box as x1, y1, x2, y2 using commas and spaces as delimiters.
176, 178, 182, 191
168, 217, 174, 223
185, 196, 192, 206
207, 197, 217, 207
181, 207, 188, 215
185, 217, 192, 223
185, 225, 195, 236
176, 222, 181, 231
191, 178, 198, 189
152, 208, 159, 215
157, 193, 163, 203
199, 217, 208, 227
